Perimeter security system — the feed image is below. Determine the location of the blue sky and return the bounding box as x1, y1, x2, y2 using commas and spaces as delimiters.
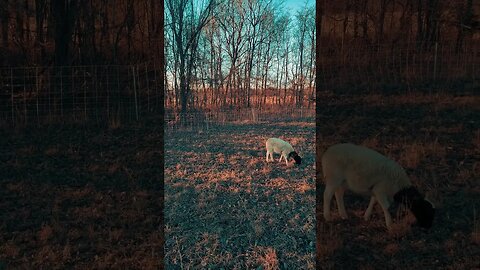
282, 0, 315, 16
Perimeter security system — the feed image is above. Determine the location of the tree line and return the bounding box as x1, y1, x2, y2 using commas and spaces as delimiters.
0, 0, 162, 66
317, 0, 480, 94
165, 0, 316, 113
318, 0, 479, 51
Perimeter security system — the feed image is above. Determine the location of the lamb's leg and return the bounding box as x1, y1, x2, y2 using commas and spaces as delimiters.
364, 196, 376, 221
323, 185, 336, 221
285, 155, 289, 166
335, 187, 348, 219
375, 196, 393, 230
278, 155, 283, 162
266, 151, 270, 162
363, 195, 376, 221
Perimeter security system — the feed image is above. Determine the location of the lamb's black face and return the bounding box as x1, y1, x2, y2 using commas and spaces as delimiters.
394, 186, 435, 229
288, 151, 302, 165
293, 155, 302, 165
411, 199, 435, 229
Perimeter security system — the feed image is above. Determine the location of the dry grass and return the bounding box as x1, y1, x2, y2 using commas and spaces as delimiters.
165, 120, 315, 269
317, 223, 343, 258
0, 123, 163, 269
317, 92, 480, 269
473, 207, 480, 245
399, 139, 447, 169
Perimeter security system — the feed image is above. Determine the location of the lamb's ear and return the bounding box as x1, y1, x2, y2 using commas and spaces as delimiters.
424, 196, 436, 209
424, 191, 435, 209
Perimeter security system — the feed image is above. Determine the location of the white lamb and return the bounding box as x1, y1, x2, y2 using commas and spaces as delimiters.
265, 138, 302, 166
321, 143, 435, 230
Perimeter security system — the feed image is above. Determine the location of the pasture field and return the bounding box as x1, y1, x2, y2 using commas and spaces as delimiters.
0, 121, 163, 269
164, 119, 316, 269
316, 92, 480, 269
1, 91, 478, 269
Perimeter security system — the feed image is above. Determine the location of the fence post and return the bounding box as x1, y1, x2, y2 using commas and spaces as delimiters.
72, 67, 75, 121
60, 67, 63, 118
473, 48, 476, 82
116, 66, 121, 122
94, 66, 98, 123
145, 62, 150, 112
206, 113, 209, 131
433, 42, 438, 82
106, 66, 110, 121
132, 66, 139, 121
23, 72, 27, 125
10, 69, 14, 123
84, 68, 87, 121
154, 61, 159, 111
36, 67, 39, 125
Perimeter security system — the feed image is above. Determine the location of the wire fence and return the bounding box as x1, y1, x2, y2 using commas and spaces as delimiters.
2, 44, 478, 127
164, 107, 315, 132
0, 63, 162, 126
318, 43, 480, 94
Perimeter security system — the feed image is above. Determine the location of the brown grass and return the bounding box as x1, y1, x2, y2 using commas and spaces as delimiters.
165, 120, 315, 269
0, 123, 162, 269
317, 223, 343, 258
473, 207, 480, 245
317, 92, 480, 269
254, 247, 280, 270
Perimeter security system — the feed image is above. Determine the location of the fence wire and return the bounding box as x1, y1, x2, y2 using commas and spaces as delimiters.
0, 63, 161, 126
2, 44, 478, 127
164, 107, 315, 132
318, 44, 480, 93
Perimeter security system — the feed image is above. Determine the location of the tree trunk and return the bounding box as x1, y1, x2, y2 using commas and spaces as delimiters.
455, 0, 473, 53
16, 2, 25, 43
35, 0, 46, 61
417, 0, 424, 48
1, 0, 9, 47
377, 0, 387, 44
52, 0, 78, 66
362, 0, 369, 43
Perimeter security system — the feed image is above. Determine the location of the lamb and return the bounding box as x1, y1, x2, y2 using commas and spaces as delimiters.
321, 143, 435, 230
265, 138, 302, 166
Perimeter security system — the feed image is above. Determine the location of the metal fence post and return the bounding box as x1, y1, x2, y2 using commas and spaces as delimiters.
10, 69, 14, 123
36, 67, 39, 125
434, 42, 438, 82
133, 66, 139, 121
84, 68, 87, 121
60, 67, 64, 118
23, 71, 27, 125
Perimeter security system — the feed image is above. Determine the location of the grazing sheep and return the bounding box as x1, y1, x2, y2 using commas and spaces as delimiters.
321, 143, 435, 230
265, 138, 302, 166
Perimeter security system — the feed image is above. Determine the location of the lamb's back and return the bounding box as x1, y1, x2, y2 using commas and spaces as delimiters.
322, 144, 398, 193
266, 138, 293, 153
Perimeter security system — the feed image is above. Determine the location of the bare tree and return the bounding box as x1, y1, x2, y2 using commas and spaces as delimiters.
218, 0, 246, 108
164, 0, 315, 111
165, 0, 215, 116
455, 0, 474, 52
0, 0, 9, 47
52, 0, 79, 66
295, 5, 314, 107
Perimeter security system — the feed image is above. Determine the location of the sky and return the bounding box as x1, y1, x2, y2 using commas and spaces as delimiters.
282, 0, 315, 16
